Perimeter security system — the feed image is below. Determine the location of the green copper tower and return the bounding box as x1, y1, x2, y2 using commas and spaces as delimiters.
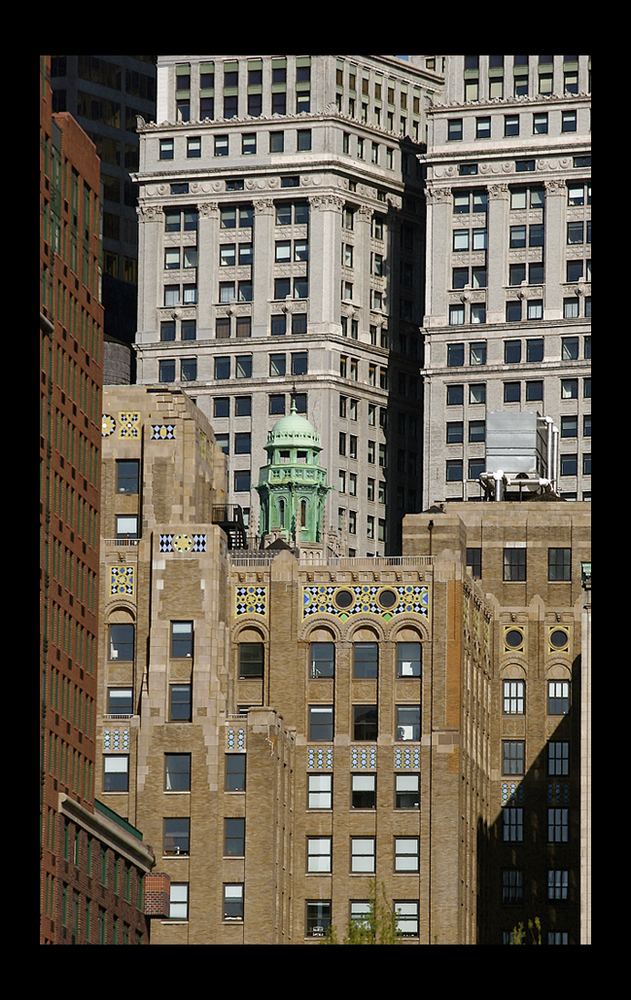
256, 400, 331, 546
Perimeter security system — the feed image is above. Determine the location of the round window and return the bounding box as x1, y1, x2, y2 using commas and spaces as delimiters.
378, 589, 397, 609
505, 628, 523, 649
335, 589, 354, 609
550, 628, 568, 649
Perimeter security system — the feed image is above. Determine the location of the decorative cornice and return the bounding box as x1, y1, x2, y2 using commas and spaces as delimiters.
487, 183, 510, 198
544, 178, 567, 193
428, 92, 591, 112
425, 186, 451, 203
253, 198, 275, 212
310, 194, 345, 210
198, 200, 219, 217
137, 204, 163, 220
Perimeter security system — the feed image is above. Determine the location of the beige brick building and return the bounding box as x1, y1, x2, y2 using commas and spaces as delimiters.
95, 385, 589, 943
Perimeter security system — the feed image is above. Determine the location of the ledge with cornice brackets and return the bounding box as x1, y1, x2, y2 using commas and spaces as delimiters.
429, 92, 592, 111
310, 194, 345, 210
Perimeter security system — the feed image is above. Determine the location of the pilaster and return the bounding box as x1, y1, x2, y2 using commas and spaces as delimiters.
486, 184, 510, 324
198, 201, 219, 339
136, 205, 163, 342
543, 179, 566, 320
308, 194, 344, 335
424, 186, 451, 325
252, 199, 275, 338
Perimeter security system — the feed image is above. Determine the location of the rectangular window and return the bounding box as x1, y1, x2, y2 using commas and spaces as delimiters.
225, 754, 246, 792
351, 773, 376, 809
107, 687, 133, 716
533, 112, 548, 134
548, 808, 569, 843
502, 740, 525, 775
548, 548, 571, 581
159, 139, 174, 160
169, 883, 188, 920
394, 901, 419, 937
395, 773, 419, 810
306, 900, 331, 938
310, 642, 335, 678
239, 643, 264, 678
165, 753, 191, 792
503, 547, 526, 581
396, 642, 421, 677
353, 642, 378, 679
502, 870, 523, 904
171, 621, 193, 658
169, 683, 191, 722
503, 680, 525, 715
447, 385, 464, 406
561, 379, 578, 399
223, 884, 244, 921
466, 547, 482, 579
224, 818, 245, 857
526, 338, 544, 362
103, 755, 129, 792
159, 359, 175, 383
164, 817, 190, 856
503, 807, 523, 843
476, 116, 491, 139
560, 454, 578, 477
548, 680, 570, 715
309, 705, 333, 741
109, 624, 134, 661
307, 837, 332, 873
504, 339, 522, 364
548, 870, 569, 902
351, 837, 375, 873
353, 705, 378, 741
236, 355, 252, 378
396, 705, 420, 741
308, 773, 332, 809
395, 837, 419, 872
504, 115, 519, 137
562, 110, 577, 133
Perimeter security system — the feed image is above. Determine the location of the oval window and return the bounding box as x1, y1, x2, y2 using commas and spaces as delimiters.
505, 628, 523, 649
335, 589, 354, 609
550, 628, 568, 649
378, 589, 397, 609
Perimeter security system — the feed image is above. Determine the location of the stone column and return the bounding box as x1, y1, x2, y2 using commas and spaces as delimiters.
196, 201, 219, 340
252, 198, 275, 339
136, 205, 163, 346
424, 186, 451, 326
486, 184, 510, 324
543, 179, 566, 320
308, 194, 344, 336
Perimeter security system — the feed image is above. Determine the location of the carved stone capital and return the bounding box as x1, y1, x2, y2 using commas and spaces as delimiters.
137, 204, 163, 221
487, 183, 510, 199
310, 194, 345, 210
544, 178, 567, 194
425, 186, 451, 204
253, 198, 275, 213
198, 201, 219, 217
357, 205, 374, 220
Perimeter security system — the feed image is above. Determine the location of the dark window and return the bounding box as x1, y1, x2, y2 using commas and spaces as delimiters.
548, 548, 571, 581
504, 382, 521, 403
310, 642, 335, 678
502, 740, 525, 775
235, 396, 251, 417
169, 684, 192, 722
503, 548, 526, 581
353, 705, 378, 741
466, 547, 482, 579
395, 773, 419, 809
171, 621, 193, 658
223, 884, 244, 920
160, 321, 176, 341
447, 385, 464, 406
502, 870, 523, 904
108, 624, 134, 661
225, 754, 246, 791
548, 741, 570, 777
351, 773, 376, 808
504, 340, 522, 364
306, 901, 331, 937
396, 705, 420, 741
548, 680, 570, 715
446, 421, 464, 444
224, 818, 245, 856
309, 705, 333, 741
107, 687, 133, 716
103, 755, 128, 792
353, 642, 378, 679
116, 460, 139, 494
448, 118, 463, 140
502, 807, 523, 843
548, 808, 569, 843
239, 643, 264, 678
165, 754, 191, 791
214, 397, 230, 418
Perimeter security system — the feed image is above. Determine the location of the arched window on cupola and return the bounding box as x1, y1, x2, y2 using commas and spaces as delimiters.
300, 498, 308, 526
278, 497, 286, 527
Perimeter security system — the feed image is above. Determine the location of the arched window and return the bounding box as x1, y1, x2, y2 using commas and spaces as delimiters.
278, 498, 285, 527
300, 498, 308, 525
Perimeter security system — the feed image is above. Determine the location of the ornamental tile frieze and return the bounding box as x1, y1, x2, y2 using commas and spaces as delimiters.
303, 583, 429, 621
235, 586, 267, 617
159, 533, 207, 553
110, 566, 134, 596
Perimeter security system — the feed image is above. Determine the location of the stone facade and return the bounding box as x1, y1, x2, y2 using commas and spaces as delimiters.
421, 55, 591, 507
132, 54, 444, 555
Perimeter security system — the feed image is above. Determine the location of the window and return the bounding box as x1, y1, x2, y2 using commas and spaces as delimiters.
504, 547, 526, 581
187, 136, 201, 158
466, 547, 482, 579
504, 339, 522, 364
469, 383, 486, 405
548, 680, 570, 715
503, 680, 524, 715
548, 548, 571, 581
103, 755, 129, 792
107, 687, 133, 716
224, 884, 244, 921
548, 870, 569, 902
344, 773, 377, 817
395, 837, 419, 872
160, 320, 176, 342
159, 359, 175, 383
515, 159, 535, 172
241, 133, 256, 155
562, 110, 577, 133
584, 377, 591, 399
351, 837, 375, 873
239, 643, 263, 678
447, 384, 464, 406
353, 705, 378, 741
562, 336, 579, 361
548, 808, 569, 843
170, 621, 193, 659
446, 460, 463, 483
297, 129, 312, 151
561, 378, 578, 399
396, 642, 421, 677
181, 358, 197, 382
446, 422, 464, 445
307, 837, 332, 873
165, 754, 191, 792
526, 338, 544, 363
159, 139, 174, 160
447, 343, 465, 367
504, 382, 521, 403
236, 355, 252, 378
170, 683, 191, 722
396, 705, 420, 741
560, 454, 578, 477
269, 353, 286, 377
476, 116, 491, 139
169, 884, 188, 920
449, 305, 465, 326
115, 515, 138, 540
269, 394, 285, 416
394, 772, 419, 810
108, 624, 134, 661
225, 754, 246, 792
533, 112, 548, 134
309, 705, 333, 741
503, 807, 523, 843
394, 901, 419, 937
583, 414, 591, 438
164, 817, 190, 856
292, 352, 308, 375
306, 901, 331, 937
548, 741, 570, 778
502, 870, 523, 904
502, 740, 525, 775
505, 301, 521, 322
308, 774, 332, 809
310, 642, 334, 678
224, 818, 245, 857
504, 115, 519, 137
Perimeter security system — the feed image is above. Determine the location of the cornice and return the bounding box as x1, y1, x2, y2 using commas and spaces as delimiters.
428, 92, 591, 114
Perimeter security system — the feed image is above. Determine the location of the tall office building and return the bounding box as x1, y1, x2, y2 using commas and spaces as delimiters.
421, 55, 591, 507
133, 54, 444, 554
40, 57, 154, 945
94, 383, 589, 944
50, 55, 157, 350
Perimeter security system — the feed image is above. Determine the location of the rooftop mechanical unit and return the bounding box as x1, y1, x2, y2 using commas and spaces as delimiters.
478, 412, 560, 501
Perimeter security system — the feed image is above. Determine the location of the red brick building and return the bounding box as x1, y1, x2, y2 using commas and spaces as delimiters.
40, 55, 157, 944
